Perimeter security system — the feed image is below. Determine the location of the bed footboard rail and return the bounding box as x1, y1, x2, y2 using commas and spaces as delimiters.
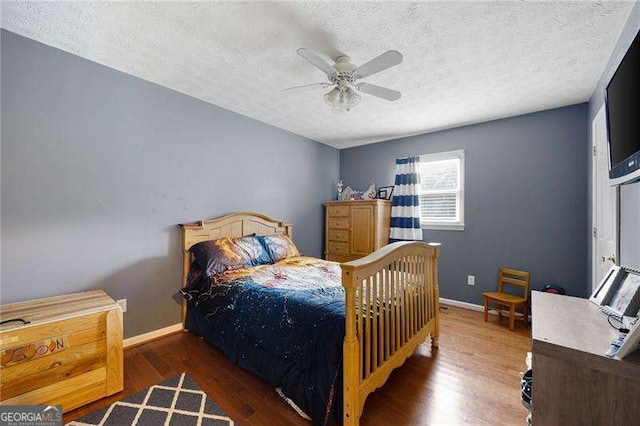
341, 241, 440, 426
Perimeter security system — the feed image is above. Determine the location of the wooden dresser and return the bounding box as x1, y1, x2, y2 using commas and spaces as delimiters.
0, 290, 123, 412
324, 199, 391, 262
531, 291, 640, 425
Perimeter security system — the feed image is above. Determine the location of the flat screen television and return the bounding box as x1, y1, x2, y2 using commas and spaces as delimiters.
605, 28, 640, 186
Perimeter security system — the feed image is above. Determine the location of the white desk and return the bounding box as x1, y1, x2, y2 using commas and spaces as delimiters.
531, 291, 640, 425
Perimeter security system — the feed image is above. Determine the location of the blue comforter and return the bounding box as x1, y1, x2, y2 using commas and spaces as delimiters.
181, 257, 345, 425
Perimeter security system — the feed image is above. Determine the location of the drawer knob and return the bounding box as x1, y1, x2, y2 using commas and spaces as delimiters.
50, 361, 62, 369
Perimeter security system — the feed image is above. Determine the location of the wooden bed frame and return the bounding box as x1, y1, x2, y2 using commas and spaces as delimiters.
180, 212, 440, 425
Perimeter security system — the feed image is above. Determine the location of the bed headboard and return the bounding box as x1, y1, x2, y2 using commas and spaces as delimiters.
180, 211, 292, 251
178, 212, 292, 324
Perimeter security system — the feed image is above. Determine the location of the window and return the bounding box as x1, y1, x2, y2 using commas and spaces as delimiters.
419, 150, 465, 231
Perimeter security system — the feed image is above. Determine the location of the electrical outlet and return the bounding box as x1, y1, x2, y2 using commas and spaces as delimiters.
467, 275, 475, 286
117, 298, 127, 313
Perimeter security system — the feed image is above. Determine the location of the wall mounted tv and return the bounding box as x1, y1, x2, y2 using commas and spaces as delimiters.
605, 28, 640, 186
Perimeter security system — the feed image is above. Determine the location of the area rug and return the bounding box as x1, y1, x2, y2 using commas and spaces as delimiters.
67, 372, 234, 425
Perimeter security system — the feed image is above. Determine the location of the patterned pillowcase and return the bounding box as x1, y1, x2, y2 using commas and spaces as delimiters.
190, 236, 272, 277
259, 235, 300, 263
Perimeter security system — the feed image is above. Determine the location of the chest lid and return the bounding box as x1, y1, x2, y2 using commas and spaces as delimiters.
0, 290, 119, 334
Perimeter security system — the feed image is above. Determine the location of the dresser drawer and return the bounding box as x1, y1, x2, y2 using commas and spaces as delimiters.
328, 205, 350, 217
328, 229, 349, 242
328, 218, 350, 229
327, 241, 350, 255
326, 253, 360, 263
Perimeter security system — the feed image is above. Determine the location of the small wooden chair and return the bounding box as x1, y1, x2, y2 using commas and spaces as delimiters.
483, 268, 530, 331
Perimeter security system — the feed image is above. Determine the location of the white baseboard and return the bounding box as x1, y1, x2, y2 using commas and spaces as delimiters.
123, 323, 183, 349
440, 297, 531, 321
440, 297, 484, 312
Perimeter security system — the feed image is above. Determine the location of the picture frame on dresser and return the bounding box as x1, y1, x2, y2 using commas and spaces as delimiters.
377, 186, 394, 200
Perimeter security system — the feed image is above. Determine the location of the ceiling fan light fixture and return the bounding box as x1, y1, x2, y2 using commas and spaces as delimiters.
345, 88, 361, 107
326, 87, 361, 113
324, 87, 340, 105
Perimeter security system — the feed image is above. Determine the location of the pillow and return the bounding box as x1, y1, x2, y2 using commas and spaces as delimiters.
190, 235, 272, 277
259, 235, 300, 263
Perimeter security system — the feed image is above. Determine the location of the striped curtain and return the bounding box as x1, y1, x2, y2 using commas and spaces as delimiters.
389, 156, 423, 242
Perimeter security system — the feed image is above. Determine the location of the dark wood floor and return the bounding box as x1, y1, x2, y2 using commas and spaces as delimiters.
64, 306, 532, 425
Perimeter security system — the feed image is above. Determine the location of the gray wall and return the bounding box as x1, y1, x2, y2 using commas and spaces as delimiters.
587, 3, 640, 278
1, 30, 339, 338
340, 104, 588, 304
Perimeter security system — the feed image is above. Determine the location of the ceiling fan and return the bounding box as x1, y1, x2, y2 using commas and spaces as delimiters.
282, 48, 403, 113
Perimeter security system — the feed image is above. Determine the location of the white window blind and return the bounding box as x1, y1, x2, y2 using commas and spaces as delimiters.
419, 150, 465, 230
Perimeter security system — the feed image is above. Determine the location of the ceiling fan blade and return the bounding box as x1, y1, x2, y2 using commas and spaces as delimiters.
282, 82, 332, 94
354, 50, 403, 79
297, 48, 337, 78
356, 83, 401, 101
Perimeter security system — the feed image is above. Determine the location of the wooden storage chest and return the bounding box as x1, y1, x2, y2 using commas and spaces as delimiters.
0, 290, 123, 412
324, 199, 391, 262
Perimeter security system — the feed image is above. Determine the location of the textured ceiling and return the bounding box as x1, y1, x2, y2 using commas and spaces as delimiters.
1, 1, 635, 149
